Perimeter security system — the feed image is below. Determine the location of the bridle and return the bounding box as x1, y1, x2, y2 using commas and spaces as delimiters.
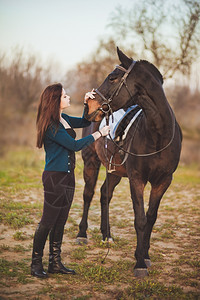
92, 59, 176, 258
90, 59, 176, 158
94, 60, 137, 258
94, 60, 136, 118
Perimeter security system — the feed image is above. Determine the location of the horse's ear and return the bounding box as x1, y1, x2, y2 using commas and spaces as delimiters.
117, 47, 132, 68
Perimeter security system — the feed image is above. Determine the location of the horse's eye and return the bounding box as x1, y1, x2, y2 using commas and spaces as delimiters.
109, 75, 118, 82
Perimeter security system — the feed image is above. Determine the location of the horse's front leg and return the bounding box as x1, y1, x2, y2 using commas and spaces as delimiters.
129, 177, 148, 277
76, 150, 101, 244
143, 175, 172, 266
100, 173, 121, 241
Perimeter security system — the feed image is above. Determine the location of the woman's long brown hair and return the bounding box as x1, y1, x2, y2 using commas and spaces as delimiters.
36, 83, 63, 148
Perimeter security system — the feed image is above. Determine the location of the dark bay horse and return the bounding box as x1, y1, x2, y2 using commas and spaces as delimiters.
77, 48, 182, 277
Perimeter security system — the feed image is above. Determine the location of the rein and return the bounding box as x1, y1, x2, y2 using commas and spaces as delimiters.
92, 60, 176, 262
94, 60, 176, 158
101, 129, 111, 264
99, 63, 136, 262
107, 111, 176, 157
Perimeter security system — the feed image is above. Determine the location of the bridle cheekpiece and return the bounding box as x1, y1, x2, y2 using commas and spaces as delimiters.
94, 60, 136, 118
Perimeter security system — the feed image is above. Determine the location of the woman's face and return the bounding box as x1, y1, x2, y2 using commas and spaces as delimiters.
60, 88, 70, 110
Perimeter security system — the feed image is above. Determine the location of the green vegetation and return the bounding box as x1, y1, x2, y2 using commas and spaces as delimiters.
77, 260, 130, 284
2, 212, 32, 229
0, 148, 199, 299
13, 231, 30, 241
71, 247, 87, 260
0, 258, 30, 284
173, 164, 200, 186
123, 280, 190, 300
0, 244, 10, 253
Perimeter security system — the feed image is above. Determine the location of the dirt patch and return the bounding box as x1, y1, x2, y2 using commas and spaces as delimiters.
0, 163, 200, 299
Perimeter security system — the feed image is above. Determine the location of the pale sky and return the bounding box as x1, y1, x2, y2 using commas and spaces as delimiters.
0, 0, 133, 70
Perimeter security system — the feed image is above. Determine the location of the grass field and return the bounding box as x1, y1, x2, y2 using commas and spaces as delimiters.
0, 147, 200, 299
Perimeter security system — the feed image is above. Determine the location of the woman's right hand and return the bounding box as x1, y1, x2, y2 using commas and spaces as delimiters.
92, 125, 110, 141
84, 89, 96, 103
99, 125, 110, 136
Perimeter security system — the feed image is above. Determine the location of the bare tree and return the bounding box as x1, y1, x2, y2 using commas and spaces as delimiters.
108, 0, 200, 79
64, 38, 125, 103
0, 47, 60, 147
63, 1, 199, 105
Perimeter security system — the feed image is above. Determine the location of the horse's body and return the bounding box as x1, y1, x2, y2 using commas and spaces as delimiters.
77, 48, 182, 277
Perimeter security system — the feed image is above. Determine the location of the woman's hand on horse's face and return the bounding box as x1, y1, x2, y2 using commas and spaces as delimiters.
84, 89, 96, 103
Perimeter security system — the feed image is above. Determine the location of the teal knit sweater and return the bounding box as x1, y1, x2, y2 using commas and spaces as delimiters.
43, 112, 94, 172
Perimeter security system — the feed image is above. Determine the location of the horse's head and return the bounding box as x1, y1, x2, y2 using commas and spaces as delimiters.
84, 47, 164, 122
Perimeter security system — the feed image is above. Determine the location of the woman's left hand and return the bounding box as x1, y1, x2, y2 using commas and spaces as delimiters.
84, 89, 96, 103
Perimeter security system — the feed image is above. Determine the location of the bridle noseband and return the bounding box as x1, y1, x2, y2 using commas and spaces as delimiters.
94, 60, 136, 117
93, 59, 176, 158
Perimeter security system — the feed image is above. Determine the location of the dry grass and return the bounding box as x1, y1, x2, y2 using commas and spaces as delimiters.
0, 148, 200, 299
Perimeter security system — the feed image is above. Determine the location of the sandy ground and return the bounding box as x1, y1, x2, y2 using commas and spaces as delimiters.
0, 165, 200, 299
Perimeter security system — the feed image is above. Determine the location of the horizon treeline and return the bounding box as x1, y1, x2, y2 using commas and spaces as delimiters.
0, 0, 199, 162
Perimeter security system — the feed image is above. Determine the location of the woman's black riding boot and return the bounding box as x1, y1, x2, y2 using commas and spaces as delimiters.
48, 226, 76, 274
31, 223, 50, 278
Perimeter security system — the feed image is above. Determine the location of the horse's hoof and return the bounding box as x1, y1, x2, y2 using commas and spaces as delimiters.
101, 238, 114, 244
134, 268, 148, 277
76, 237, 88, 245
144, 259, 151, 268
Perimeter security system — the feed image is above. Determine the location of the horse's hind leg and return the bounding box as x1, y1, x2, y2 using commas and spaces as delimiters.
76, 149, 101, 244
100, 173, 121, 241
143, 175, 172, 267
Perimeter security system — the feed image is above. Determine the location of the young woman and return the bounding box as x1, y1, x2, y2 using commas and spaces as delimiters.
31, 83, 109, 278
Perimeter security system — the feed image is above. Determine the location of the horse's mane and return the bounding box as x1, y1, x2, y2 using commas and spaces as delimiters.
138, 60, 164, 85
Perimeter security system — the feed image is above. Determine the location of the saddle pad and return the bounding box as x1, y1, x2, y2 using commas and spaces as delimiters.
99, 105, 142, 140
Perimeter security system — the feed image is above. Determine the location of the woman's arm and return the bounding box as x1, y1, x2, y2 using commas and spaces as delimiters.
46, 125, 94, 152
61, 111, 91, 128
46, 124, 110, 152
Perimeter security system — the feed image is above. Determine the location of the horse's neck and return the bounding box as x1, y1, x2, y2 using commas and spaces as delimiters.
139, 93, 173, 138
131, 69, 173, 138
